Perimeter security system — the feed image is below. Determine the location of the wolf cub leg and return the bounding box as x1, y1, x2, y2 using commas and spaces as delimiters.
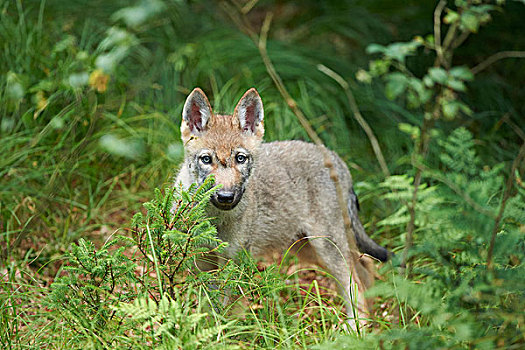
306, 234, 371, 332
194, 252, 233, 309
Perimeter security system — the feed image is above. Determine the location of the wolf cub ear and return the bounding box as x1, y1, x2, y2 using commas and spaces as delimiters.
234, 88, 264, 135
182, 88, 213, 135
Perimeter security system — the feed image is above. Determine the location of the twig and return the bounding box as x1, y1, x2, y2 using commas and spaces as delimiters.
400, 114, 434, 271
401, 168, 421, 271
146, 221, 164, 299
487, 140, 525, 271
471, 51, 525, 75
317, 64, 390, 177
433, 0, 447, 67
400, 0, 450, 270
413, 162, 496, 219
401, 0, 475, 270
501, 114, 525, 141
241, 0, 259, 14
442, 21, 459, 52
450, 29, 470, 50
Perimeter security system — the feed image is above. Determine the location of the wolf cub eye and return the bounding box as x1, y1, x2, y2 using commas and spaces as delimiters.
200, 155, 212, 165
235, 154, 247, 164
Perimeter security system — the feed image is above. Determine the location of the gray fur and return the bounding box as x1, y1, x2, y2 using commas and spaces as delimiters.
177, 140, 388, 262
175, 141, 388, 323
174, 88, 390, 329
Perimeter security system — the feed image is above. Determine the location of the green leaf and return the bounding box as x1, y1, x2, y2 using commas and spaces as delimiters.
398, 123, 420, 138
447, 79, 466, 92
369, 59, 391, 76
459, 102, 473, 116
29, 80, 55, 93
53, 35, 77, 53
385, 41, 421, 62
366, 43, 385, 54
444, 10, 460, 24
442, 100, 460, 120
408, 78, 432, 104
428, 67, 448, 84
406, 90, 420, 109
367, 41, 421, 62
385, 73, 408, 100
355, 69, 372, 84
423, 75, 434, 88
450, 66, 474, 81
461, 12, 480, 33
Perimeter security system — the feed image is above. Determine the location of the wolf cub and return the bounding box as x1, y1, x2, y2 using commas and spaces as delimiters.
174, 87, 389, 327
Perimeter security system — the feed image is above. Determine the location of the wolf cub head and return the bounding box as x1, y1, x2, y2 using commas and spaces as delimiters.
180, 88, 264, 210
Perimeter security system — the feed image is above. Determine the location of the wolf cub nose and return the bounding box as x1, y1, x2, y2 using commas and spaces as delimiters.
217, 191, 235, 204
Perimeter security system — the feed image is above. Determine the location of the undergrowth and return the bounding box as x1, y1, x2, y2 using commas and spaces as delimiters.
43, 178, 349, 348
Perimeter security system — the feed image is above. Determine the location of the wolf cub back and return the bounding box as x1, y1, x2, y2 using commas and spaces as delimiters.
175, 88, 389, 325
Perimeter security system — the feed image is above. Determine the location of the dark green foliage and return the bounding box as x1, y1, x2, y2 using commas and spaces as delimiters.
321, 0, 525, 345
43, 179, 322, 348
46, 238, 137, 347
45, 180, 236, 348
326, 127, 525, 349
116, 291, 234, 350
129, 176, 225, 300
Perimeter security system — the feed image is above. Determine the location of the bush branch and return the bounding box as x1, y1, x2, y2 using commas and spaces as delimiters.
471, 51, 525, 75
401, 114, 434, 271
487, 140, 525, 271
317, 64, 390, 177
433, 0, 447, 67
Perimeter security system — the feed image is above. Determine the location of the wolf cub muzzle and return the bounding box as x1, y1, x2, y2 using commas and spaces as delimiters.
193, 149, 250, 210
